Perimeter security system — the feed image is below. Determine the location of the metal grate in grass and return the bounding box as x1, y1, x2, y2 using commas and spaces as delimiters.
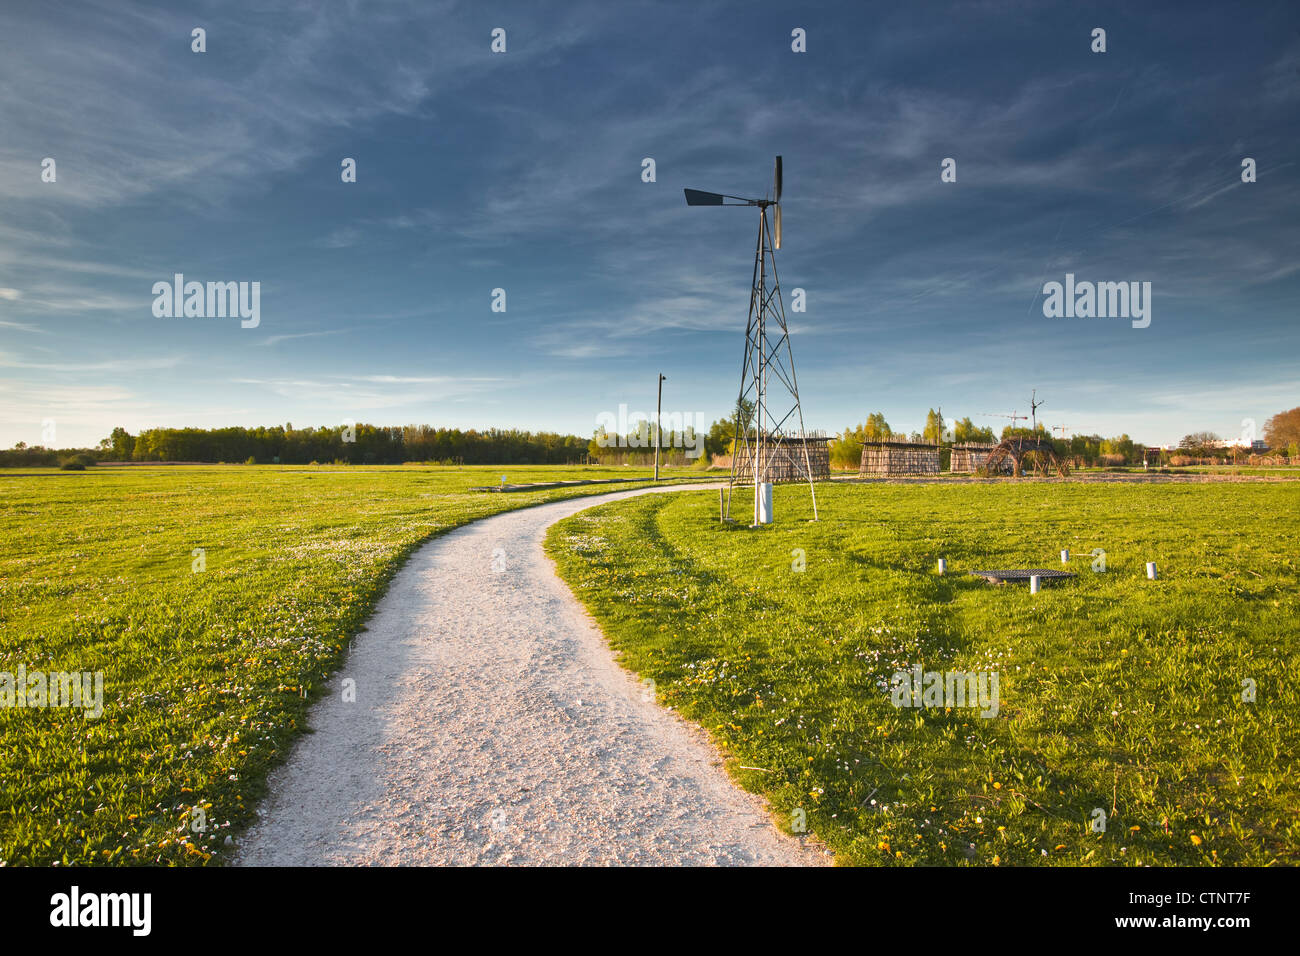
968, 568, 1076, 583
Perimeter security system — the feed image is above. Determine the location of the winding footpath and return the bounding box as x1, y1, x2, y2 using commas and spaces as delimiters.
234, 484, 824, 866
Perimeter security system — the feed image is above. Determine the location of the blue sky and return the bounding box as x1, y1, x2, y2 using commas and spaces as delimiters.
1, 0, 1297, 449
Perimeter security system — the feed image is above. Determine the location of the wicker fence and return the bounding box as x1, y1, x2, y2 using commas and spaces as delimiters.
859, 441, 941, 476
951, 442, 1016, 475
732, 435, 830, 482
950, 442, 992, 474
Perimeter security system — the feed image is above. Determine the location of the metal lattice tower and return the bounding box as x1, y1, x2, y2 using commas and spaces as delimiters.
684, 156, 818, 524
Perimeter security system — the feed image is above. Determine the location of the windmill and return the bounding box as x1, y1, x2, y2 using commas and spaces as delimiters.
1030, 389, 1045, 433
684, 156, 818, 524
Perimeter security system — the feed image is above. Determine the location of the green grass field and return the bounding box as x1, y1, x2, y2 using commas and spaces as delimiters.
547, 480, 1300, 866
0, 463, 702, 865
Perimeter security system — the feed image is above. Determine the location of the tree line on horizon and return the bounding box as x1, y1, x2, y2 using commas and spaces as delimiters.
2, 406, 1297, 469
1, 423, 593, 468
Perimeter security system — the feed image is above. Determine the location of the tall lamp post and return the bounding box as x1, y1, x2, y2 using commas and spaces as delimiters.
654, 373, 666, 481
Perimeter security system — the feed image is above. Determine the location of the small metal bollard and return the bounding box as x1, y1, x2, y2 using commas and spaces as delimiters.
1030, 574, 1041, 594
1061, 549, 1069, 563
1146, 562, 1158, 580
937, 558, 947, 575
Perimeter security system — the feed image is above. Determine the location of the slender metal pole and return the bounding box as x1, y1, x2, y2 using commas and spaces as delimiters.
725, 218, 763, 523
754, 207, 767, 526
654, 373, 664, 481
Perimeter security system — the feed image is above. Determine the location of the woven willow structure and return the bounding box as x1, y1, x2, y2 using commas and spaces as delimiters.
980, 436, 1069, 477
732, 434, 831, 482
950, 442, 1013, 474
859, 441, 941, 476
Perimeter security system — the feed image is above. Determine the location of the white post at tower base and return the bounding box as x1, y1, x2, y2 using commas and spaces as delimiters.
756, 482, 773, 524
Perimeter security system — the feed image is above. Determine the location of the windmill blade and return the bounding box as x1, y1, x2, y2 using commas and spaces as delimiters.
774, 204, 782, 250
685, 188, 762, 206
773, 155, 782, 202
684, 188, 726, 206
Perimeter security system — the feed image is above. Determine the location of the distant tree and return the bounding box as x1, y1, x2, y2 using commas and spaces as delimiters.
1067, 434, 1104, 466
734, 398, 756, 433
922, 408, 945, 443
704, 418, 734, 459
828, 415, 891, 469
829, 426, 863, 469
952, 417, 995, 444
863, 412, 892, 442
1179, 432, 1220, 455
1100, 434, 1136, 461
1264, 407, 1300, 451
108, 427, 135, 460
1001, 423, 1049, 441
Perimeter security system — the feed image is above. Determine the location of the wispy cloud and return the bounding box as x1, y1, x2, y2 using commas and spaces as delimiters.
259, 329, 354, 347
0, 320, 46, 334
0, 351, 186, 373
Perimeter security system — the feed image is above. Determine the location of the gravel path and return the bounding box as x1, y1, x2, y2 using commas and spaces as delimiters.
234, 484, 824, 867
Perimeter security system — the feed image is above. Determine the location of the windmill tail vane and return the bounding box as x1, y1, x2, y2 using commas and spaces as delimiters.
683, 155, 818, 524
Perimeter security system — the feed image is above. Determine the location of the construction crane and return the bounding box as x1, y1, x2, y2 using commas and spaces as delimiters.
978, 411, 1028, 426
977, 411, 1028, 443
